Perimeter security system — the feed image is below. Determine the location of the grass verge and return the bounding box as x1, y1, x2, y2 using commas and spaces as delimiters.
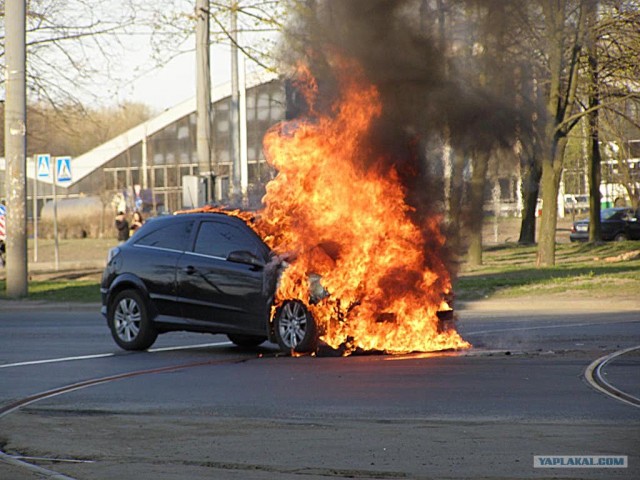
1, 239, 639, 304
0, 279, 101, 303
455, 240, 640, 300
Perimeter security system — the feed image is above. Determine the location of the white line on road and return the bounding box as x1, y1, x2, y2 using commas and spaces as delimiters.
0, 341, 233, 369
465, 319, 640, 336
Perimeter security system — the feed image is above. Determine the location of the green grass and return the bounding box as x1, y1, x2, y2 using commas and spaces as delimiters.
0, 279, 101, 303
455, 240, 640, 300
2, 240, 639, 304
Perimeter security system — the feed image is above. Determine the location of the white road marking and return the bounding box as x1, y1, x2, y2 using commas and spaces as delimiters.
465, 319, 639, 336
0, 341, 233, 369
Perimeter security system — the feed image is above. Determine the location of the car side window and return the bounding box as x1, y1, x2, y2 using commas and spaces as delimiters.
134, 220, 194, 252
193, 221, 260, 259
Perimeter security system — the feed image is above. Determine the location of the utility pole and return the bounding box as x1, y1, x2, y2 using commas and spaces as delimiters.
4, 0, 28, 297
239, 53, 249, 206
196, 0, 213, 203
230, 0, 241, 204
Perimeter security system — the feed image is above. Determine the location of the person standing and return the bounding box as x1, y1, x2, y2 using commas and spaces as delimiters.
115, 211, 129, 242
129, 211, 144, 237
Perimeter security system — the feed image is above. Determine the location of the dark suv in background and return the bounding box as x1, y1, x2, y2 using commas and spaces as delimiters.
101, 213, 317, 353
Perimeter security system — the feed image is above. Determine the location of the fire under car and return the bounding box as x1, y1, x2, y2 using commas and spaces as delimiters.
101, 211, 455, 354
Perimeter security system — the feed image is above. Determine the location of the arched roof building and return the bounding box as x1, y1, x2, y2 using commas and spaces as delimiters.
2, 72, 286, 216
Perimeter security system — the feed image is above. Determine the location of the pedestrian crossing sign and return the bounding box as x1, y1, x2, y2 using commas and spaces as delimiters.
56, 157, 72, 183
37, 154, 51, 178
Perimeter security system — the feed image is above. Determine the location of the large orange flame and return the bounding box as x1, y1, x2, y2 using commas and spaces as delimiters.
256, 59, 470, 354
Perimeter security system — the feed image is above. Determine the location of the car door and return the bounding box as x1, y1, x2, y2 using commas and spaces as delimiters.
176, 217, 271, 334
131, 217, 196, 319
624, 210, 640, 239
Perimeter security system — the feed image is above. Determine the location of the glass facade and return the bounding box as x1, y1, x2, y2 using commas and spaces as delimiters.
67, 79, 285, 213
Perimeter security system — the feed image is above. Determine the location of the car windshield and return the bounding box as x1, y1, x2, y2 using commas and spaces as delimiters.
601, 208, 622, 220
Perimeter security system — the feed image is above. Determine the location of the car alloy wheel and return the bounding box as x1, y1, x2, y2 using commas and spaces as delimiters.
274, 300, 317, 353
108, 289, 158, 350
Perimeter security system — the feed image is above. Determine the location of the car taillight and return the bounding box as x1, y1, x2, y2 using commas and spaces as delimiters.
107, 247, 120, 263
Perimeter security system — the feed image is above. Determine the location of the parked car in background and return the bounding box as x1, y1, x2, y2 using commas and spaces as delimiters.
569, 207, 640, 242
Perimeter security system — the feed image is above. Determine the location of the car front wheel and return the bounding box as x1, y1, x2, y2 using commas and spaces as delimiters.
108, 289, 158, 351
274, 300, 317, 353
614, 233, 628, 241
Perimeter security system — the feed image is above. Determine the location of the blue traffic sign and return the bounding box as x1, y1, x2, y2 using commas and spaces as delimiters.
0, 204, 6, 216
37, 154, 51, 178
56, 157, 72, 183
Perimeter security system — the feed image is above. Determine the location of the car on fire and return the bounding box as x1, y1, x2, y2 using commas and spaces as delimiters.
101, 211, 320, 353
101, 210, 455, 354
569, 207, 640, 242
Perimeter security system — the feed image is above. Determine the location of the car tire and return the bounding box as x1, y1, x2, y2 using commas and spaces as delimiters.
614, 233, 628, 241
227, 333, 267, 348
108, 289, 158, 351
274, 300, 317, 353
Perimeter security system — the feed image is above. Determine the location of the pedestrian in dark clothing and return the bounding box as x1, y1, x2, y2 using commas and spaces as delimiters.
115, 211, 129, 242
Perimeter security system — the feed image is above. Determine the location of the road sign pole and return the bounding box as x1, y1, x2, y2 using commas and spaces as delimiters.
53, 160, 59, 271
33, 156, 38, 262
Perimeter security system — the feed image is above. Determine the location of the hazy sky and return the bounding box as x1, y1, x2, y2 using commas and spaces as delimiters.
115, 42, 235, 111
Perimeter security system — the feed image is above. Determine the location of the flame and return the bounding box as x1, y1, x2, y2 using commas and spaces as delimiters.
255, 59, 470, 354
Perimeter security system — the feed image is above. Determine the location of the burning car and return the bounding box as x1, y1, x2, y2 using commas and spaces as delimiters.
100, 210, 459, 354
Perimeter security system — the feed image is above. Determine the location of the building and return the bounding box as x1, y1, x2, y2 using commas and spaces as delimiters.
0, 72, 286, 224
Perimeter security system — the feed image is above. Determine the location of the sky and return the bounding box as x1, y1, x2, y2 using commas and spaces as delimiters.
115, 42, 235, 112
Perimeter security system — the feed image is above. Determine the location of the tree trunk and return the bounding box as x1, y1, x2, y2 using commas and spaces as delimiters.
518, 154, 542, 244
586, 0, 602, 242
536, 137, 567, 266
467, 151, 489, 266
448, 149, 466, 257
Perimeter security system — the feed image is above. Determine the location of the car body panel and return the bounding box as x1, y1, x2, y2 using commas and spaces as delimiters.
176, 251, 269, 334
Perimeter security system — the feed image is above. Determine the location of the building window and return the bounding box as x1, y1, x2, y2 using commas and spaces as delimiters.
105, 171, 115, 190
246, 93, 256, 121
257, 93, 269, 120
217, 120, 229, 132
167, 166, 178, 187
154, 167, 165, 188
116, 170, 127, 189
178, 126, 189, 139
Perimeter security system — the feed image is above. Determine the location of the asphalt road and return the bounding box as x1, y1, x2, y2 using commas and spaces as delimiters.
0, 297, 638, 480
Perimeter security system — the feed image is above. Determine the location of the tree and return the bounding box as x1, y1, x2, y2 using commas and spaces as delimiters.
536, 0, 588, 266
0, 0, 144, 106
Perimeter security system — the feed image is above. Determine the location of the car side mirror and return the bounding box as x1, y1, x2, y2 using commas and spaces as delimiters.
227, 250, 265, 268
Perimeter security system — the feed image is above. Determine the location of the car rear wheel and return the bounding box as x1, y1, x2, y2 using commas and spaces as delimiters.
274, 300, 317, 353
227, 333, 267, 348
108, 289, 158, 351
614, 233, 628, 241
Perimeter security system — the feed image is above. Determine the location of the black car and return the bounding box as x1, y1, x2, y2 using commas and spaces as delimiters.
569, 207, 640, 242
101, 212, 317, 353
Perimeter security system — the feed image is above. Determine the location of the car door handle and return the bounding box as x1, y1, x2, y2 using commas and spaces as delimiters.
183, 265, 196, 275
